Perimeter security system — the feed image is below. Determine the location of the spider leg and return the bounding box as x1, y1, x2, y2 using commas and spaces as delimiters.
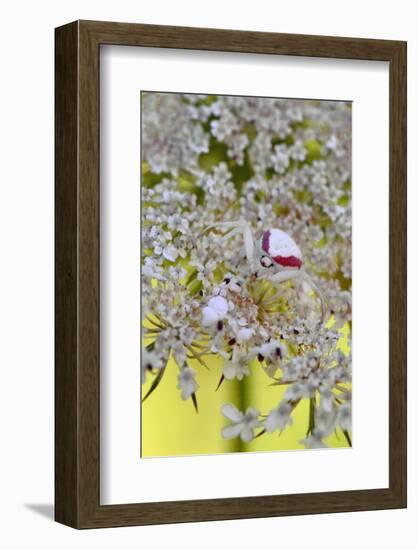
264, 269, 325, 326
242, 223, 254, 262
301, 272, 325, 326
263, 269, 302, 285
207, 220, 255, 262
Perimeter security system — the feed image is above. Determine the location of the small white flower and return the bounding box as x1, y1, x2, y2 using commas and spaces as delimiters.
315, 405, 338, 436
171, 340, 187, 368
265, 402, 293, 432
319, 386, 334, 412
290, 140, 307, 162
271, 144, 290, 174
252, 340, 287, 361
223, 359, 250, 381
300, 431, 328, 449
177, 366, 199, 400
325, 135, 338, 151
201, 295, 229, 327
337, 402, 352, 431
142, 258, 165, 281
221, 403, 261, 442
237, 327, 254, 341
162, 245, 179, 262
141, 348, 163, 384
229, 282, 242, 293
208, 296, 228, 316
201, 307, 219, 327
221, 274, 242, 293
179, 326, 195, 345
284, 381, 311, 401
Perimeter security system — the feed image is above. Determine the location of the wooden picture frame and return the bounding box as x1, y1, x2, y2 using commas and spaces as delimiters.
55, 20, 407, 529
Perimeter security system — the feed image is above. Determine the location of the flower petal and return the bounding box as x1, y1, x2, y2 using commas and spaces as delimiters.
237, 327, 254, 341
223, 362, 237, 380
240, 425, 254, 442
264, 410, 280, 433
201, 306, 219, 327
162, 245, 178, 262
222, 423, 243, 440
221, 403, 243, 422
207, 296, 228, 318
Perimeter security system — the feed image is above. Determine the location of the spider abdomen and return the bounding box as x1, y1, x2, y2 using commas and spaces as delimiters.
261, 229, 302, 269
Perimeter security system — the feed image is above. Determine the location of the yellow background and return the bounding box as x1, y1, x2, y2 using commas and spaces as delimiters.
142, 325, 350, 457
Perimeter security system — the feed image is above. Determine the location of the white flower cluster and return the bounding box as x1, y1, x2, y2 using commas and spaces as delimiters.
142, 92, 352, 449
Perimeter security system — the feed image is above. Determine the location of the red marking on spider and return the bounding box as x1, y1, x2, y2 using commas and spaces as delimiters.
261, 230, 302, 269
261, 230, 271, 254
273, 255, 302, 269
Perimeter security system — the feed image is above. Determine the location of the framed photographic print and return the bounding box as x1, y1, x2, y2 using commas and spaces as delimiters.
55, 20, 407, 528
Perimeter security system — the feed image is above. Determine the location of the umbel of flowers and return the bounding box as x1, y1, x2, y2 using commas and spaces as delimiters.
141, 92, 352, 449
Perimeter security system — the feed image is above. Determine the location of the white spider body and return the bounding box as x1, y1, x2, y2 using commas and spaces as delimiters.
260, 228, 303, 270
208, 220, 325, 325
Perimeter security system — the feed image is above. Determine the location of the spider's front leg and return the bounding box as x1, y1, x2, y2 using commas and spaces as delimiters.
301, 272, 325, 325
207, 220, 255, 264
264, 269, 302, 285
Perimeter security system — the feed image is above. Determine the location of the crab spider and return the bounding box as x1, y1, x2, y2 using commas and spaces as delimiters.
208, 220, 325, 325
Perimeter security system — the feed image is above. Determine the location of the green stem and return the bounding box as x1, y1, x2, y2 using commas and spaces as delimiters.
307, 396, 316, 436
342, 430, 352, 447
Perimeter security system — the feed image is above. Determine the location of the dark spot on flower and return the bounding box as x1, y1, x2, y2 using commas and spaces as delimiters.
330, 309, 335, 315
257, 216, 262, 222
280, 334, 284, 340
228, 338, 236, 346
257, 353, 265, 362
293, 329, 299, 335
199, 290, 204, 296
146, 363, 153, 371
217, 320, 224, 331
224, 278, 231, 284
276, 347, 282, 358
